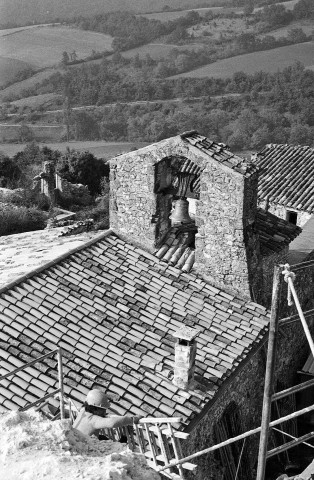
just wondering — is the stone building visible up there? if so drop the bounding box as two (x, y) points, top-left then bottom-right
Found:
(33, 161), (92, 207)
(253, 144), (314, 228)
(0, 132), (312, 480)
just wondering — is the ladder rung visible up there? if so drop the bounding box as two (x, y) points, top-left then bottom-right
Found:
(144, 452), (196, 471)
(147, 425), (189, 439)
(146, 460), (181, 479)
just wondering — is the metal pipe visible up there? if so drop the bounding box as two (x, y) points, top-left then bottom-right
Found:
(57, 347), (65, 420)
(272, 377), (314, 401)
(272, 427), (314, 451)
(158, 403), (314, 473)
(279, 308), (314, 327)
(20, 388), (61, 411)
(0, 348), (59, 382)
(287, 276), (314, 359)
(267, 431), (314, 458)
(256, 265), (282, 480)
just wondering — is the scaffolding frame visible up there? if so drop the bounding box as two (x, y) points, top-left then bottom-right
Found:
(256, 260), (314, 479)
(159, 259), (314, 478)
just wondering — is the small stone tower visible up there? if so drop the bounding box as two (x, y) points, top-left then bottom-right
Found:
(110, 132), (261, 298)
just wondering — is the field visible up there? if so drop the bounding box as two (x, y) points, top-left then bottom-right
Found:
(0, 25), (113, 68)
(138, 7), (225, 22)
(255, 0), (300, 12)
(169, 41), (314, 79)
(10, 93), (62, 108)
(0, 123), (64, 142)
(0, 56), (32, 88)
(0, 0), (229, 26)
(188, 16), (254, 40)
(0, 140), (149, 158)
(0, 68), (59, 102)
(120, 42), (204, 61)
(260, 20), (314, 40)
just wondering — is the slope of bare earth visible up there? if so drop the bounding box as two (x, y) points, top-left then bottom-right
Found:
(0, 409), (160, 480)
(168, 41), (314, 79)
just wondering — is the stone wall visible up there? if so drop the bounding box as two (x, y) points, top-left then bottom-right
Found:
(183, 318), (313, 480)
(257, 248), (288, 307)
(259, 200), (312, 228)
(32, 164), (92, 208)
(59, 178), (92, 207)
(194, 166), (260, 298)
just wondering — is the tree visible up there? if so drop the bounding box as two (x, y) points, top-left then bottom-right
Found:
(287, 28), (307, 43)
(293, 0), (314, 19)
(0, 154), (21, 188)
(56, 150), (109, 196)
(18, 123), (34, 143)
(62, 51), (69, 65)
(74, 111), (100, 140)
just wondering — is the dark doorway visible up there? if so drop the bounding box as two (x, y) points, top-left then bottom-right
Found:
(286, 211), (298, 225)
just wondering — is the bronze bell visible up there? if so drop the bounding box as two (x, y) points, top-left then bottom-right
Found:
(171, 198), (192, 225)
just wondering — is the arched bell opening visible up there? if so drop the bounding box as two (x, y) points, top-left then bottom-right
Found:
(154, 155), (201, 271)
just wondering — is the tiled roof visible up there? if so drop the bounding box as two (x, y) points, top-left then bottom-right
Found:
(154, 225), (196, 272)
(153, 210), (300, 273)
(256, 208), (302, 255)
(254, 144), (314, 213)
(181, 131), (257, 177)
(0, 227), (104, 289)
(0, 231), (269, 426)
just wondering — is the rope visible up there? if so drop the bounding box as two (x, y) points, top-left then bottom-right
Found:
(235, 437), (246, 480)
(282, 264), (296, 306)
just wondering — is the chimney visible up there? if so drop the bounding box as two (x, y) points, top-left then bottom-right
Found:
(173, 326), (199, 390)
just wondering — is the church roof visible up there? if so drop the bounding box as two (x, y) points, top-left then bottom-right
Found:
(255, 144), (314, 213)
(0, 229), (269, 428)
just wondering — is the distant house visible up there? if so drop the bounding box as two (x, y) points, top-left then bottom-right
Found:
(0, 132), (312, 480)
(254, 144), (314, 228)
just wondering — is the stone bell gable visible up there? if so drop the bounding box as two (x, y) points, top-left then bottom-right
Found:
(110, 131), (260, 298)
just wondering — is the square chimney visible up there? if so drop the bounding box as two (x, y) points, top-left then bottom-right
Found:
(173, 326), (200, 390)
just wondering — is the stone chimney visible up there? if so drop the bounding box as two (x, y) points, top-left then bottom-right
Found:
(173, 326), (199, 390)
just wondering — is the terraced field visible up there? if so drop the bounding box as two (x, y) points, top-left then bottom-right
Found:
(138, 7), (225, 22)
(169, 41), (314, 79)
(120, 42), (204, 60)
(0, 56), (32, 87)
(0, 141), (149, 158)
(0, 25), (113, 68)
(260, 19), (314, 39)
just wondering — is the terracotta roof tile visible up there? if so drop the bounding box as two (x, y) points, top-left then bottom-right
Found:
(0, 231), (270, 425)
(255, 144), (314, 213)
(256, 208), (301, 255)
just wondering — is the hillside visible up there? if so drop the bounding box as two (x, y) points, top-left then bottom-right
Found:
(169, 41), (314, 79)
(0, 0), (227, 26)
(0, 25), (113, 69)
(0, 409), (160, 480)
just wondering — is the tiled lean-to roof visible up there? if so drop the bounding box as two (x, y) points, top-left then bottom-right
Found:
(0, 229), (270, 426)
(255, 144), (314, 213)
(153, 210), (300, 272)
(256, 209), (301, 255)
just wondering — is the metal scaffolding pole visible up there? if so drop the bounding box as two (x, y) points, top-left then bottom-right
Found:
(256, 265), (282, 480)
